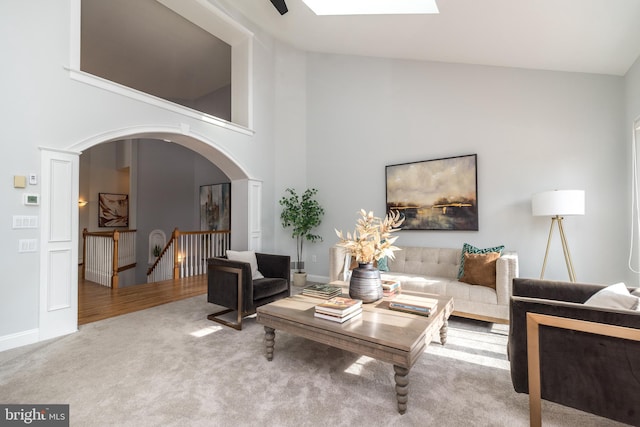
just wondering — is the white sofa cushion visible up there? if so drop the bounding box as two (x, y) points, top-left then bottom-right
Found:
(226, 250), (264, 280)
(584, 282), (639, 311)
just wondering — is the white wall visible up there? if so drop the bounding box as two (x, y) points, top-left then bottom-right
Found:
(272, 43), (308, 259)
(0, 0), (280, 345)
(304, 53), (629, 285)
(625, 56), (640, 284)
(2, 0), (639, 351)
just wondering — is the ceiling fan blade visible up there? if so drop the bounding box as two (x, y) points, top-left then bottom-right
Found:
(270, 0), (288, 15)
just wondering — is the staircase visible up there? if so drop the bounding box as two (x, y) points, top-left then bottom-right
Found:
(147, 228), (230, 283)
(81, 228), (230, 288)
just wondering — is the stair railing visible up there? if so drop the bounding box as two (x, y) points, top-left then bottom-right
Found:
(82, 228), (137, 288)
(147, 228), (230, 283)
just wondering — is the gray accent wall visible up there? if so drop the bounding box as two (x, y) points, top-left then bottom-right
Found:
(135, 139), (228, 284)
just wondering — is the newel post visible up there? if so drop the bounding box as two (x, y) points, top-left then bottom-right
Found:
(82, 228), (88, 280)
(173, 228), (180, 279)
(112, 230), (119, 289)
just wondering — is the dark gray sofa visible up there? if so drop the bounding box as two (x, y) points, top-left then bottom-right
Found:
(509, 278), (640, 426)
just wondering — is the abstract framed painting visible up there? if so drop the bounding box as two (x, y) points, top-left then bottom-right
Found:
(200, 183), (231, 231)
(98, 193), (129, 227)
(386, 154), (478, 231)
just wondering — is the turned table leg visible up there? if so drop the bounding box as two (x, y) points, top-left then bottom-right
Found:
(394, 365), (410, 414)
(264, 326), (275, 361)
(440, 319), (448, 345)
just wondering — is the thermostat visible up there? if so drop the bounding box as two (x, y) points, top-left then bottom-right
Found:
(23, 193), (40, 206)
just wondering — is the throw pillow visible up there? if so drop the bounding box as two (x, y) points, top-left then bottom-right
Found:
(459, 252), (500, 289)
(377, 256), (389, 272)
(226, 250), (264, 280)
(584, 282), (639, 311)
(457, 243), (505, 279)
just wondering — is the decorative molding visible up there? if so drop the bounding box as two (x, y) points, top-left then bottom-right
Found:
(0, 329), (39, 353)
(68, 0), (255, 132)
(67, 69), (254, 136)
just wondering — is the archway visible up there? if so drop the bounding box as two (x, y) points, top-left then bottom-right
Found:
(39, 125), (262, 340)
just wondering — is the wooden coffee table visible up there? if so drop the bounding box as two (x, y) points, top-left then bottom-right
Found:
(256, 286), (453, 414)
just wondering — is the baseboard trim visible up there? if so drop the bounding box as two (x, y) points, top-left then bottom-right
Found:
(0, 328), (39, 352)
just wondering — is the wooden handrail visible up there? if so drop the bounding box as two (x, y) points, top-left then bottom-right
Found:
(146, 229), (179, 276)
(83, 227), (230, 286)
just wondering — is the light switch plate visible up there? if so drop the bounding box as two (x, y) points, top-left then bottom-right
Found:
(13, 215), (38, 229)
(18, 239), (37, 253)
(28, 173), (37, 185)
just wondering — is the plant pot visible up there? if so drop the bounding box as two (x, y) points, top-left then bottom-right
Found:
(292, 272), (307, 287)
(349, 262), (383, 303)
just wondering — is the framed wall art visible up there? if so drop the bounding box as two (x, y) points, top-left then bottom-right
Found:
(98, 193), (129, 227)
(386, 154), (478, 231)
(200, 183), (231, 231)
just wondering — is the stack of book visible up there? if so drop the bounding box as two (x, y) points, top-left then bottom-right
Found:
(388, 294), (438, 317)
(382, 279), (401, 297)
(314, 297), (363, 323)
(302, 284), (342, 299)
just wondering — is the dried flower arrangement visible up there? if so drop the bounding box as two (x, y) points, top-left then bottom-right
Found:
(335, 209), (404, 264)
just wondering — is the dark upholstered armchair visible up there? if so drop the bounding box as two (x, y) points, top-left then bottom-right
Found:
(509, 278), (640, 426)
(207, 253), (290, 330)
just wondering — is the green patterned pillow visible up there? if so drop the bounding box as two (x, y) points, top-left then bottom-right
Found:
(377, 256), (389, 272)
(457, 243), (505, 279)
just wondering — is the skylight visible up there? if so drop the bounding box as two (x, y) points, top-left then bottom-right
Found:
(301, 0), (439, 16)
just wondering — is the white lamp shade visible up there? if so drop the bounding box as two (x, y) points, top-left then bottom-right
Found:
(532, 190), (585, 216)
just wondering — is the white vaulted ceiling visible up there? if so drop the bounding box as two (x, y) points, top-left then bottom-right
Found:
(80, 0), (640, 106)
(220, 0), (640, 76)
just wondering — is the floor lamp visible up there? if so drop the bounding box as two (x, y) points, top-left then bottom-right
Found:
(532, 190), (585, 282)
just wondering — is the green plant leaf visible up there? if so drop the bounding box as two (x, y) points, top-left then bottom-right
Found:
(279, 188), (324, 271)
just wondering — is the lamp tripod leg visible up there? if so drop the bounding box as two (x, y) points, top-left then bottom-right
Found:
(540, 218), (556, 280)
(557, 217), (577, 282)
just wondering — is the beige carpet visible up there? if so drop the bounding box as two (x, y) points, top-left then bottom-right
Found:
(0, 295), (626, 427)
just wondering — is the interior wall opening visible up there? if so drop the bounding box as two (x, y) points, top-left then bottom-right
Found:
(79, 138), (231, 287)
(81, 0), (232, 121)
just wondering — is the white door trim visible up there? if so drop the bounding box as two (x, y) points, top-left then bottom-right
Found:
(39, 148), (79, 341)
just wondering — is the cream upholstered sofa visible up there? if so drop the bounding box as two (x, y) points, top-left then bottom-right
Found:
(329, 245), (519, 324)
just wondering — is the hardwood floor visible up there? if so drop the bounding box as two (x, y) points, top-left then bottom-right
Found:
(78, 274), (207, 325)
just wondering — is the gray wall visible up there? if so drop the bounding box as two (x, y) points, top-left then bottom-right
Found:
(135, 139), (228, 283)
(302, 54), (630, 285)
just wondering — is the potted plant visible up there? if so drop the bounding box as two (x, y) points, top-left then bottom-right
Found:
(335, 209), (404, 302)
(279, 188), (324, 287)
(153, 244), (162, 258)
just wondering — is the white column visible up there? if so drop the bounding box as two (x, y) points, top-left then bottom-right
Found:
(231, 179), (262, 251)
